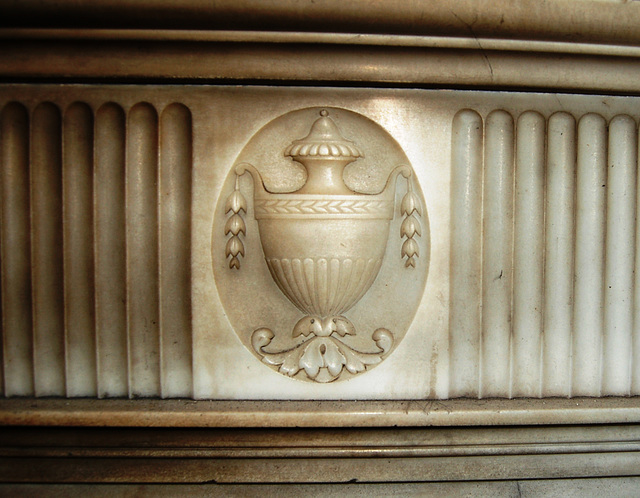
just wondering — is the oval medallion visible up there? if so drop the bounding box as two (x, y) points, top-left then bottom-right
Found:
(213, 107), (429, 383)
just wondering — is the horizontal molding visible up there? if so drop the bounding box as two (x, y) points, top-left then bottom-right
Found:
(1, 0), (640, 48)
(3, 453), (639, 483)
(3, 424), (640, 458)
(0, 398), (639, 428)
(4, 30), (640, 59)
(0, 424), (639, 482)
(2, 42), (640, 94)
(3, 480), (640, 494)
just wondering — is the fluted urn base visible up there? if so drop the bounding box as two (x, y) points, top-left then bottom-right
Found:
(251, 315), (394, 383)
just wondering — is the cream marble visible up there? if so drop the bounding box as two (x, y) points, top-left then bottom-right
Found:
(543, 112), (576, 397)
(512, 111), (545, 397)
(572, 114), (608, 397)
(480, 110), (514, 398)
(213, 107), (427, 386)
(1, 0), (640, 490)
(2, 87), (640, 399)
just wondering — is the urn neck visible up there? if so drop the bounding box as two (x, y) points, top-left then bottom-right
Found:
(296, 157), (355, 195)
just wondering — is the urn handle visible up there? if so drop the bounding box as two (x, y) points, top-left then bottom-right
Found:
(224, 162), (422, 269)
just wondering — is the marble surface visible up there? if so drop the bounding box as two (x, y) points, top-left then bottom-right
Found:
(2, 86), (640, 399)
(3, 479), (640, 497)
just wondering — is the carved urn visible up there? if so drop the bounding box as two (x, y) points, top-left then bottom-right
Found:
(223, 109), (422, 382)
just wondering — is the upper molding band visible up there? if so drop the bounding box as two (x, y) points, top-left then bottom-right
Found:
(1, 0), (640, 48)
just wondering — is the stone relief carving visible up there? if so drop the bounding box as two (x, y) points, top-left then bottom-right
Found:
(215, 107), (429, 383)
(5, 89), (640, 397)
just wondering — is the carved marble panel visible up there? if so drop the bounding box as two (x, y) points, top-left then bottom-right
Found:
(1, 95), (193, 398)
(213, 107), (428, 384)
(2, 85), (640, 399)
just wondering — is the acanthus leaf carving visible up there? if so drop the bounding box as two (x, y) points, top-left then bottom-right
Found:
(252, 322), (394, 383)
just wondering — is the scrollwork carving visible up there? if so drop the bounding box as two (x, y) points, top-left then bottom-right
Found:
(252, 320), (393, 383)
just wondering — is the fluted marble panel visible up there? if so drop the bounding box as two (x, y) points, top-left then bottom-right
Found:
(572, 114), (607, 397)
(449, 110), (483, 398)
(542, 112), (576, 397)
(4, 89), (640, 401)
(450, 109), (640, 398)
(0, 100), (193, 398)
(95, 102), (128, 398)
(31, 103), (65, 396)
(0, 103), (33, 396)
(603, 116), (637, 396)
(480, 110), (514, 398)
(126, 103), (160, 398)
(512, 111), (545, 398)
(63, 102), (96, 397)
(159, 104), (193, 399)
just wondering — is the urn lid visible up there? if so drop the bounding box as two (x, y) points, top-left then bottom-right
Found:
(284, 110), (364, 160)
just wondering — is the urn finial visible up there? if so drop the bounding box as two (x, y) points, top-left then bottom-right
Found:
(284, 110), (364, 194)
